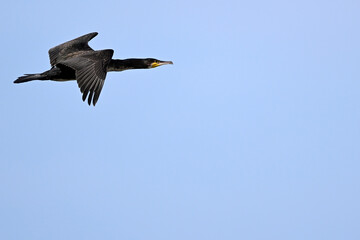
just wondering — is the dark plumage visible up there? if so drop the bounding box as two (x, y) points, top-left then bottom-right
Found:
(14, 32), (173, 106)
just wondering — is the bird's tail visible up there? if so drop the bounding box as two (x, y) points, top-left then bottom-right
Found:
(14, 73), (46, 83)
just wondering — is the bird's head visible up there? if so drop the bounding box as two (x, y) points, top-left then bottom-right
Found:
(144, 58), (174, 68)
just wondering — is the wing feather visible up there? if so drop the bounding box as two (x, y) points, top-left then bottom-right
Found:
(93, 80), (104, 106)
(59, 49), (114, 106)
(48, 32), (98, 66)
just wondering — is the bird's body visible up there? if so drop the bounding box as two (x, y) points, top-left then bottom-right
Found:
(14, 32), (173, 106)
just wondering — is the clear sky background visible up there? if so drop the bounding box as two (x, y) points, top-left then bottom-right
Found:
(1, 0), (359, 239)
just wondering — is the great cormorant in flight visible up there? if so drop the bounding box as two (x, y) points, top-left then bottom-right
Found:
(14, 32), (173, 106)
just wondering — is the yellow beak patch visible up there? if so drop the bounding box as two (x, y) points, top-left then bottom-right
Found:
(151, 62), (160, 68)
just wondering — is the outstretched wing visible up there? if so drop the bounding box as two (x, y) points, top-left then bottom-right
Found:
(48, 32), (98, 67)
(59, 49), (114, 106)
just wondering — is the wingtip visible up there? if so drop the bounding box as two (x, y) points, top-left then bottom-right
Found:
(89, 32), (99, 39)
(93, 99), (98, 106)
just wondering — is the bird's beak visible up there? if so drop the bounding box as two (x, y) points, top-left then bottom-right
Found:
(159, 60), (173, 66)
(152, 60), (173, 68)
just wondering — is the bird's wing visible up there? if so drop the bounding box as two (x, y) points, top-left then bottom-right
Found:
(48, 32), (98, 67)
(58, 49), (114, 106)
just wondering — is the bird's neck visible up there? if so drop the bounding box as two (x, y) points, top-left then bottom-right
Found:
(107, 59), (149, 72)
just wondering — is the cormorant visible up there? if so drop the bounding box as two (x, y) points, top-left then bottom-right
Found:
(14, 32), (173, 106)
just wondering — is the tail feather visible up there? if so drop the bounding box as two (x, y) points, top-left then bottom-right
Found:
(14, 73), (44, 83)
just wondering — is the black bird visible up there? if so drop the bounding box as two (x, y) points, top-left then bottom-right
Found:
(14, 32), (173, 106)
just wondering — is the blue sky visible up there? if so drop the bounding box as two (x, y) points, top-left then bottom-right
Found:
(1, 0), (360, 239)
